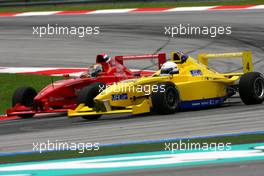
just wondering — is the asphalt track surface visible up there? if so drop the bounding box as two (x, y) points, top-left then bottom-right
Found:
(0, 9), (264, 175)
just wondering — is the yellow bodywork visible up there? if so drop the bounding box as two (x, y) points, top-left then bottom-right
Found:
(68, 51), (252, 118)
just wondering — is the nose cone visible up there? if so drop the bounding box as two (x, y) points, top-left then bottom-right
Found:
(34, 79), (71, 100)
(95, 81), (136, 101)
(94, 84), (120, 101)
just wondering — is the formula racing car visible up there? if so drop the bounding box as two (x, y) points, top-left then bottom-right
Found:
(6, 53), (166, 118)
(68, 51), (264, 120)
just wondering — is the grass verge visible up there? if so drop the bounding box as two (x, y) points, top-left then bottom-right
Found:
(1, 133), (264, 164)
(0, 0), (263, 13)
(0, 73), (61, 114)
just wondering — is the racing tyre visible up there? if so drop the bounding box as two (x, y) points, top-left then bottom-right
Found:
(151, 82), (180, 114)
(239, 72), (264, 105)
(12, 87), (37, 118)
(77, 82), (106, 120)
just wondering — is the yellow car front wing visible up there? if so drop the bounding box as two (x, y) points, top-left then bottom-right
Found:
(68, 99), (151, 118)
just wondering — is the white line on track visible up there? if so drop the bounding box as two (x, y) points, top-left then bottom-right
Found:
(15, 11), (61, 17)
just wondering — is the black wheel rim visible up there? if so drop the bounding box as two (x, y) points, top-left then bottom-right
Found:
(166, 87), (177, 107)
(25, 95), (34, 106)
(254, 77), (264, 98)
(23, 92), (36, 106)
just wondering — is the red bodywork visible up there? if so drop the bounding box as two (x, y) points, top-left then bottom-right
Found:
(6, 53), (166, 117)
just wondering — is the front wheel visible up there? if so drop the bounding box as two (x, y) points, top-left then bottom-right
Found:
(77, 82), (106, 120)
(12, 87), (37, 118)
(239, 72), (264, 105)
(151, 82), (180, 114)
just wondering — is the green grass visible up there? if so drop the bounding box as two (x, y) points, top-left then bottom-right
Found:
(0, 0), (263, 13)
(0, 73), (61, 114)
(1, 133), (264, 164)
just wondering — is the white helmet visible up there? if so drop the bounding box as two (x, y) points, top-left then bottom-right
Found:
(88, 64), (103, 77)
(160, 61), (179, 75)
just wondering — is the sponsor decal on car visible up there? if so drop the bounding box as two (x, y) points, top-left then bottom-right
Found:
(190, 69), (202, 76)
(112, 94), (128, 101)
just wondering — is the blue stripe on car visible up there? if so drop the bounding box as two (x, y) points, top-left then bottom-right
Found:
(180, 97), (226, 109)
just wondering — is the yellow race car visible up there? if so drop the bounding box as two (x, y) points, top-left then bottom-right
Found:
(68, 51), (264, 120)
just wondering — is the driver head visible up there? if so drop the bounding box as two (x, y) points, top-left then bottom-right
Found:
(160, 61), (179, 75)
(89, 64), (103, 77)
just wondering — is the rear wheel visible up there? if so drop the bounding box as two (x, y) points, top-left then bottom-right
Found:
(151, 82), (180, 114)
(239, 72), (264, 105)
(12, 87), (37, 118)
(77, 82), (106, 120)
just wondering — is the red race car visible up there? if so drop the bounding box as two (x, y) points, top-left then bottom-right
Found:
(6, 53), (166, 118)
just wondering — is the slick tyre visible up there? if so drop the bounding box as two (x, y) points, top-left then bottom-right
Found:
(239, 72), (264, 105)
(151, 82), (180, 114)
(77, 82), (106, 120)
(12, 87), (37, 118)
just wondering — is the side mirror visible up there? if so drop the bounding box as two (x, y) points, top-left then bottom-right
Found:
(63, 74), (70, 79)
(133, 72), (141, 77)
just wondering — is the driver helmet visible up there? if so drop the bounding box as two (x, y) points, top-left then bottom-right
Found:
(96, 53), (112, 63)
(160, 61), (179, 75)
(88, 64), (103, 77)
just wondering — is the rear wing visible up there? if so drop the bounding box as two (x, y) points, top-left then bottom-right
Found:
(197, 51), (253, 73)
(115, 53), (166, 69)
